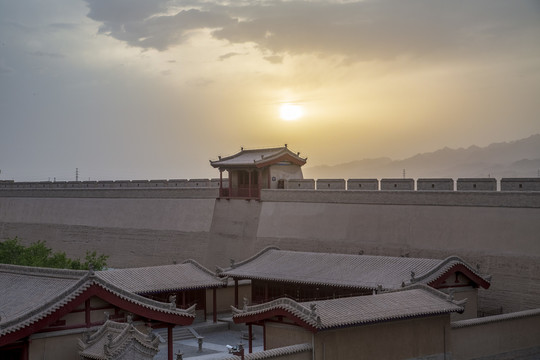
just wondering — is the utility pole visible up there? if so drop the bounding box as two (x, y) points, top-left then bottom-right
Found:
(402, 169), (406, 179)
(76, 168), (79, 182)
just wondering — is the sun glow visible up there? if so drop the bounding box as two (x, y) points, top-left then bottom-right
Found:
(279, 103), (304, 121)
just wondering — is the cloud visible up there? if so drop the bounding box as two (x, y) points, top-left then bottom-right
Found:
(49, 23), (79, 30)
(84, 0), (540, 63)
(218, 52), (241, 61)
(32, 50), (65, 58)
(263, 55), (282, 64)
(0, 60), (14, 74)
(86, 0), (236, 51)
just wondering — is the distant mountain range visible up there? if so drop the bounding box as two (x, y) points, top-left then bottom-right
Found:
(303, 134), (540, 179)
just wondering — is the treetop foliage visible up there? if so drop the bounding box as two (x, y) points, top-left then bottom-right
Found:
(0, 237), (108, 270)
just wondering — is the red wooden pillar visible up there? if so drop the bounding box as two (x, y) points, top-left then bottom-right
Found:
(248, 323), (253, 353)
(263, 323), (266, 350)
(203, 289), (207, 322)
(167, 325), (173, 360)
(85, 299), (91, 327)
(264, 282), (269, 302)
(219, 170), (223, 197)
(248, 171), (252, 198)
(234, 279), (239, 308)
(213, 288), (217, 323)
(228, 171), (232, 197)
(22, 338), (29, 360)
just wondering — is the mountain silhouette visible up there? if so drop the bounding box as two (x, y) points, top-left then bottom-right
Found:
(303, 134), (540, 179)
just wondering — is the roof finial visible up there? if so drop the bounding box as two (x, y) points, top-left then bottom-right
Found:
(284, 143), (288, 148)
(241, 147), (244, 151)
(310, 303), (317, 318)
(88, 264), (95, 277)
(169, 294), (177, 309)
(218, 156), (222, 160)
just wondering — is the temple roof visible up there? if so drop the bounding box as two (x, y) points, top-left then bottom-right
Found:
(232, 285), (464, 332)
(220, 247), (491, 290)
(96, 260), (225, 294)
(79, 318), (162, 360)
(0, 264), (195, 346)
(210, 146), (307, 169)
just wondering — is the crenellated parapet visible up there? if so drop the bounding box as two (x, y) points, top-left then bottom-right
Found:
(0, 178), (228, 189)
(1, 177), (539, 192)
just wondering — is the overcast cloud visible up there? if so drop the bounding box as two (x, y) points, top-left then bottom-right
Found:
(1, 0), (539, 181)
(85, 0), (540, 62)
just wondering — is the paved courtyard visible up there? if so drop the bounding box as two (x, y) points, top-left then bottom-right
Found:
(154, 321), (264, 360)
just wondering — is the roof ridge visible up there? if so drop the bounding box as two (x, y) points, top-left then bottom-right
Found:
(232, 297), (318, 328)
(210, 146), (287, 163)
(0, 263), (86, 279)
(182, 259), (225, 282)
(393, 283), (467, 307)
(92, 276), (197, 317)
(218, 246), (280, 274)
(411, 255), (490, 287)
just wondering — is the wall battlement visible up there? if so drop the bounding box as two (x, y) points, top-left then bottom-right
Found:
(2, 177), (539, 192)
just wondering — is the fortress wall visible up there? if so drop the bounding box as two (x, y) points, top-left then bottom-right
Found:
(204, 199), (263, 267)
(0, 188), (218, 232)
(256, 190), (540, 313)
(0, 223), (212, 268)
(259, 189), (540, 207)
(0, 188), (219, 268)
(256, 194), (540, 256)
(1, 188), (539, 313)
(0, 197), (216, 232)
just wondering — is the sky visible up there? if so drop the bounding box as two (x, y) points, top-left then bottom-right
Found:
(1, 0), (539, 181)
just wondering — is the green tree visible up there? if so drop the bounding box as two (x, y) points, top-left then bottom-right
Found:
(0, 237), (108, 270)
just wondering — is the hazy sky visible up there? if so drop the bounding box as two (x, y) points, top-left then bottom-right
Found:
(1, 0), (539, 181)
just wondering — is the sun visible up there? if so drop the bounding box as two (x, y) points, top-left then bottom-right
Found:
(279, 103), (304, 121)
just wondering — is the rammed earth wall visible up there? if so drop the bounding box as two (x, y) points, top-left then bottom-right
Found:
(0, 188), (539, 313)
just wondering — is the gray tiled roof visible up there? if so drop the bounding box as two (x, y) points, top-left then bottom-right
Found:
(210, 147), (306, 168)
(96, 260), (225, 294)
(222, 343), (313, 359)
(0, 264), (195, 338)
(79, 319), (162, 360)
(232, 285), (464, 331)
(220, 247), (490, 290)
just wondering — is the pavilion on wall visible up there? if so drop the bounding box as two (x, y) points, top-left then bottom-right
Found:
(210, 145), (307, 199)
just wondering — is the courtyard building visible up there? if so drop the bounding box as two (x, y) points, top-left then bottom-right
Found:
(231, 285), (464, 359)
(220, 247), (491, 320)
